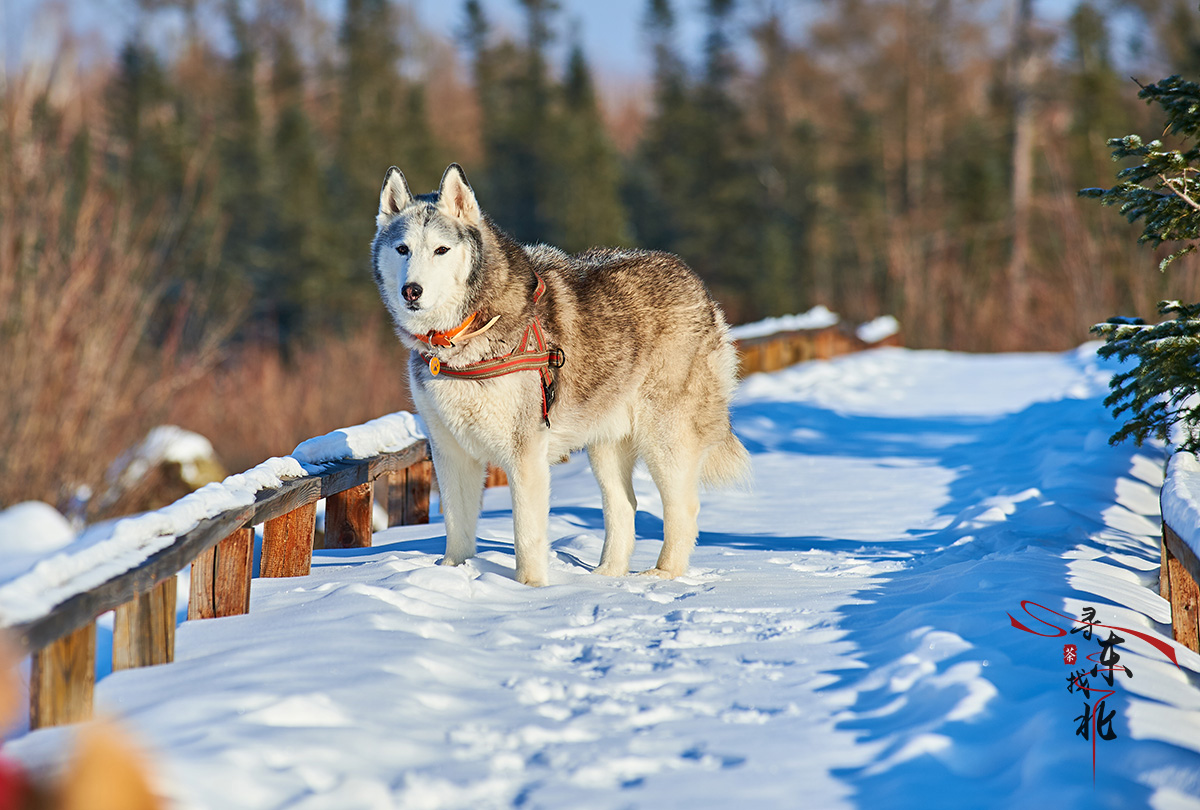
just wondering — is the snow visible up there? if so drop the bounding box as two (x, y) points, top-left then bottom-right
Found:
(0, 413), (427, 631)
(108, 425), (219, 494)
(8, 344), (1200, 809)
(0, 502), (76, 583)
(1161, 451), (1200, 560)
(292, 412), (426, 471)
(726, 305), (840, 340)
(856, 315), (900, 344)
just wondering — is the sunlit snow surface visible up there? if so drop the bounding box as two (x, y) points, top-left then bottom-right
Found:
(11, 345), (1200, 810)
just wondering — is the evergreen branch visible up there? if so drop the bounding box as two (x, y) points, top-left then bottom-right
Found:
(1159, 174), (1200, 213)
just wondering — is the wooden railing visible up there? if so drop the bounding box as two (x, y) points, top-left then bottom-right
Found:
(734, 321), (902, 376)
(5, 314), (902, 731)
(1161, 522), (1200, 653)
(1160, 451), (1200, 654)
(6, 440), (433, 730)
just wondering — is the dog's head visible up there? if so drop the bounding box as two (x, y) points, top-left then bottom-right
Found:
(372, 164), (484, 342)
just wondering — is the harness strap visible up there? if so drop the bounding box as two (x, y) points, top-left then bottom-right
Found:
(423, 273), (564, 426)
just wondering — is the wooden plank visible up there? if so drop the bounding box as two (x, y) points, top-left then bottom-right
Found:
(261, 502), (317, 578)
(10, 502), (255, 656)
(404, 460), (432, 525)
(113, 577), (176, 671)
(189, 544), (218, 621)
(30, 622), (95, 729)
(189, 528), (253, 620)
(387, 460), (433, 527)
(255, 477), (322, 528)
(5, 440), (431, 656)
(387, 471), (406, 528)
(214, 527), (254, 616)
(326, 482), (374, 549)
(1164, 522), (1200, 653)
(1167, 551), (1200, 653)
(1164, 522), (1200, 586)
(763, 339), (783, 372)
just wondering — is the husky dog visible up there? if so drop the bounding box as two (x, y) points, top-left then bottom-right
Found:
(372, 164), (750, 586)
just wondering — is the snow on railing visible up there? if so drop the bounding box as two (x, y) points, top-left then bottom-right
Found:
(2, 417), (433, 730)
(732, 307), (901, 375)
(4, 309), (900, 732)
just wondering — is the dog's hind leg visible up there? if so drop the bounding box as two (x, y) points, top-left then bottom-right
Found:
(508, 430), (551, 586)
(588, 437), (638, 576)
(642, 439), (702, 579)
(425, 418), (486, 567)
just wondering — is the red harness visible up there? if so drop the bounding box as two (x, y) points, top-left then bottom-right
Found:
(421, 274), (565, 426)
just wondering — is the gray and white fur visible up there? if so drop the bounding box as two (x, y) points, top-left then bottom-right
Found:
(372, 163), (750, 586)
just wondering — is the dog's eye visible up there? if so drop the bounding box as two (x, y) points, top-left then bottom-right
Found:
(434, 246), (450, 256)
(396, 244), (410, 256)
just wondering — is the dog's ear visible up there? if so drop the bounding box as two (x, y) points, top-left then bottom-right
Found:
(377, 166), (414, 227)
(437, 163), (481, 224)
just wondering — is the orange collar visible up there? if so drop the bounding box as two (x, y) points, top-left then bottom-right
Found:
(411, 311), (480, 348)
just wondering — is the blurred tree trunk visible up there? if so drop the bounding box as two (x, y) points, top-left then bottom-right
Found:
(1007, 0), (1037, 332)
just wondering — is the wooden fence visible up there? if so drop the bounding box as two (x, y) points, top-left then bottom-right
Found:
(1161, 521), (1200, 653)
(734, 323), (901, 377)
(6, 317), (902, 730)
(10, 443), (433, 730)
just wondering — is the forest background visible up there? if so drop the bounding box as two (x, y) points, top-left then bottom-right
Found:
(3, 0), (1200, 516)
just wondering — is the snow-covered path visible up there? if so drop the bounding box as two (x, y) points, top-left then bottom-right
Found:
(12, 346), (1200, 809)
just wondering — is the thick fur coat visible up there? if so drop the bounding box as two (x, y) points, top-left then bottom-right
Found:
(372, 164), (749, 585)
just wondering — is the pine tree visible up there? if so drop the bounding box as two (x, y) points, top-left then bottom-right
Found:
(463, 0), (561, 242)
(544, 40), (629, 251)
(265, 15), (331, 339)
(625, 0), (695, 254)
(1085, 75), (1200, 451)
(684, 0), (765, 319)
(332, 0), (436, 328)
(1067, 1), (1126, 175)
(219, 0), (266, 314)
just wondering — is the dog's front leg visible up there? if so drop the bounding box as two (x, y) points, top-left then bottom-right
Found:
(425, 417), (486, 566)
(508, 430), (551, 586)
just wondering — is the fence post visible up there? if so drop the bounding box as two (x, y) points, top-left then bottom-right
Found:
(1163, 523), (1200, 653)
(261, 502), (317, 577)
(189, 527), (254, 620)
(113, 577), (176, 671)
(30, 622), (95, 729)
(326, 482), (374, 549)
(388, 460), (432, 527)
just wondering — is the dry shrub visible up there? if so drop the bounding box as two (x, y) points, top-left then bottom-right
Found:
(0, 79), (227, 514)
(166, 323), (414, 475)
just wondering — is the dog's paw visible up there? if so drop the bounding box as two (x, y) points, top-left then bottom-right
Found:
(592, 563), (629, 577)
(439, 556), (466, 567)
(516, 571), (548, 587)
(639, 567), (682, 580)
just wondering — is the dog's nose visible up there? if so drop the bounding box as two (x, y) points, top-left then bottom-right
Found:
(401, 283), (423, 303)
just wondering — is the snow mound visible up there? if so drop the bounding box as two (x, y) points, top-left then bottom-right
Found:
(293, 411), (426, 470)
(0, 411), (428, 629)
(109, 425), (219, 493)
(1162, 451), (1200, 560)
(727, 306), (840, 340)
(0, 501), (75, 558)
(856, 315), (900, 344)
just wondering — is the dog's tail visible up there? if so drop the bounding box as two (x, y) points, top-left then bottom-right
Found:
(701, 428), (752, 490)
